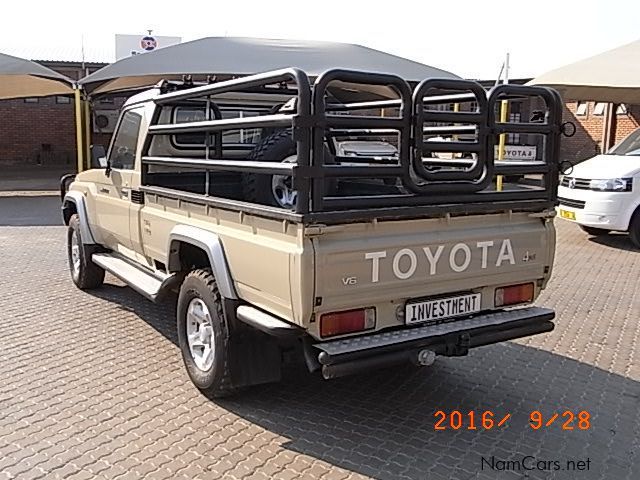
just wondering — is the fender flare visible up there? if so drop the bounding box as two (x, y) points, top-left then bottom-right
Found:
(62, 191), (97, 244)
(167, 225), (238, 300)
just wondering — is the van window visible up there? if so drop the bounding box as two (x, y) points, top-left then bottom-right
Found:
(608, 128), (640, 156)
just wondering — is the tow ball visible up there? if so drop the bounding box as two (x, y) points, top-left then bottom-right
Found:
(414, 349), (437, 366)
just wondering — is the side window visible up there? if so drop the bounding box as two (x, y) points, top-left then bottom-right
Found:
(109, 109), (142, 170)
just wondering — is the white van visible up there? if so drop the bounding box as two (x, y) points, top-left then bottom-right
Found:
(557, 127), (640, 247)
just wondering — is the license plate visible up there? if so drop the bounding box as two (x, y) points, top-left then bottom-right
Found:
(559, 209), (576, 220)
(405, 293), (481, 325)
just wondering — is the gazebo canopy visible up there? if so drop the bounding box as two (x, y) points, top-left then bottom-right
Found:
(530, 39), (640, 103)
(79, 36), (459, 96)
(0, 52), (74, 100)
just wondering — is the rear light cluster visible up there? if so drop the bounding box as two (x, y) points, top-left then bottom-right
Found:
(495, 282), (534, 307)
(320, 308), (375, 338)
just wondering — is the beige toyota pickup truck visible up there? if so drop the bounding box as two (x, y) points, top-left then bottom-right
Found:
(61, 68), (563, 397)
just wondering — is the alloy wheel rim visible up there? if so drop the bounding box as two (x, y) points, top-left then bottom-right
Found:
(71, 231), (81, 276)
(271, 155), (297, 208)
(186, 298), (215, 371)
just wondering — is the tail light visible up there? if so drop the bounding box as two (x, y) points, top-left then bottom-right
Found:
(495, 283), (534, 307)
(320, 308), (375, 338)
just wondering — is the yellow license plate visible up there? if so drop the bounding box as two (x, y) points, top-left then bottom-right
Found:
(559, 209), (576, 220)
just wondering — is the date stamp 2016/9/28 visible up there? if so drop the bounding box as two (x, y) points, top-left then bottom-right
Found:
(434, 410), (591, 431)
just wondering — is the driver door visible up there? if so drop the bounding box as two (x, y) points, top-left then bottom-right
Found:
(93, 107), (143, 251)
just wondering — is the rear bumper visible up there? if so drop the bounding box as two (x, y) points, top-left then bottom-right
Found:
(312, 306), (554, 379)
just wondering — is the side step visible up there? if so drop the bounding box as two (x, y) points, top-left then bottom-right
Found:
(92, 252), (176, 302)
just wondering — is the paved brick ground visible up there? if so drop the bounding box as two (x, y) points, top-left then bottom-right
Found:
(1, 196), (639, 480)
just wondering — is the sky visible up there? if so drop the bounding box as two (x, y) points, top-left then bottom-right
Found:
(1, 0), (638, 80)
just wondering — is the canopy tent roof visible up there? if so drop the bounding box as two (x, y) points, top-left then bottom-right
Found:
(79, 36), (459, 96)
(530, 39), (640, 103)
(0, 52), (74, 100)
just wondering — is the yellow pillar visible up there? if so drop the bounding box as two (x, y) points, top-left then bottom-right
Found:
(74, 87), (84, 173)
(83, 98), (91, 168)
(496, 99), (508, 191)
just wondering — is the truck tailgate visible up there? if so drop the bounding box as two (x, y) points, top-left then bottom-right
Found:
(311, 212), (554, 312)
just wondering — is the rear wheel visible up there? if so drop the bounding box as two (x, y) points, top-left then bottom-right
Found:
(580, 225), (610, 236)
(629, 210), (640, 248)
(177, 269), (236, 398)
(67, 214), (105, 289)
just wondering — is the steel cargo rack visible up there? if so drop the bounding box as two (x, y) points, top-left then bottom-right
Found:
(139, 67), (564, 224)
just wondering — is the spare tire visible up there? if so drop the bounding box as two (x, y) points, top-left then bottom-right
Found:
(244, 130), (334, 208)
(244, 130), (298, 208)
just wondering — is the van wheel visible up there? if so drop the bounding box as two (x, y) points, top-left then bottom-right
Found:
(67, 214), (105, 289)
(629, 210), (640, 248)
(177, 269), (236, 398)
(580, 225), (610, 236)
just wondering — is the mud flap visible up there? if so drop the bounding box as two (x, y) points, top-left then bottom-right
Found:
(228, 329), (282, 388)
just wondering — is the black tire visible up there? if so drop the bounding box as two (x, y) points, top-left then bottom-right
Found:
(177, 269), (236, 398)
(244, 130), (334, 207)
(629, 209), (640, 248)
(67, 214), (105, 289)
(580, 225), (611, 236)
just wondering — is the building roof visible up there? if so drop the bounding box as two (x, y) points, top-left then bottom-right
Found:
(2, 45), (112, 65)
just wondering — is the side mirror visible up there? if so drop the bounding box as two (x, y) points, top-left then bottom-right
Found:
(90, 144), (107, 169)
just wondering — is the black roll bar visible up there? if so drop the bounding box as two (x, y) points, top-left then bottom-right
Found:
(139, 67), (563, 224)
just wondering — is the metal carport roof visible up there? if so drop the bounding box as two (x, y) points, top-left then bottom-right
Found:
(0, 52), (74, 99)
(529, 39), (640, 103)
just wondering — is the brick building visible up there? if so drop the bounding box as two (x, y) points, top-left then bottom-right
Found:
(562, 100), (640, 163)
(0, 60), (121, 170)
(2, 65), (639, 173)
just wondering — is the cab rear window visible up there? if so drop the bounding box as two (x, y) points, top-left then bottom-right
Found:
(172, 106), (267, 148)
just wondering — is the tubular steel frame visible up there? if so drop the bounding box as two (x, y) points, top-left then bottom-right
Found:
(139, 68), (563, 224)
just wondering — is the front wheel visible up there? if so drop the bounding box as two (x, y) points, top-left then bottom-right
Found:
(67, 214), (105, 289)
(177, 269), (236, 398)
(629, 210), (640, 248)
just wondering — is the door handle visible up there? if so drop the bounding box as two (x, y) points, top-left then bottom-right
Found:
(99, 187), (110, 194)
